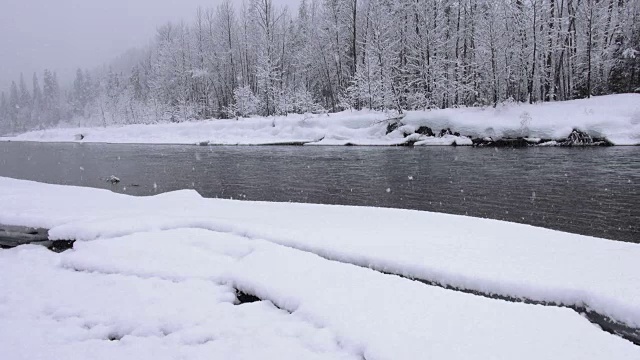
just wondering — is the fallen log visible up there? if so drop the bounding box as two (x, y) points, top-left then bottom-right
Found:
(0, 225), (73, 252)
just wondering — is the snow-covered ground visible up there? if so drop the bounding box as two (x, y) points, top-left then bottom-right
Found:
(1, 242), (359, 360)
(2, 94), (639, 145)
(1, 177), (639, 359)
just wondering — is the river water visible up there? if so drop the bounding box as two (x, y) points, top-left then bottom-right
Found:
(0, 142), (638, 242)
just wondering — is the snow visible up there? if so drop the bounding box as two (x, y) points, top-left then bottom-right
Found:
(2, 228), (639, 359)
(2, 94), (639, 145)
(1, 177), (640, 358)
(403, 94), (640, 145)
(0, 244), (358, 360)
(2, 178), (640, 325)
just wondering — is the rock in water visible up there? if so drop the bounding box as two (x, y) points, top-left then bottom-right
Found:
(564, 129), (593, 145)
(107, 175), (120, 184)
(492, 138), (531, 148)
(560, 129), (612, 146)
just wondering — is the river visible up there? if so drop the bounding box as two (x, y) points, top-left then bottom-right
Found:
(1, 142), (638, 242)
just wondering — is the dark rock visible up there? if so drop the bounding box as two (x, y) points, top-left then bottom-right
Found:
(471, 137), (530, 148)
(560, 129), (613, 146)
(398, 139), (417, 146)
(235, 289), (261, 304)
(471, 138), (488, 146)
(48, 240), (75, 253)
(401, 129), (414, 138)
(438, 128), (453, 137)
(107, 333), (123, 341)
(74, 134), (85, 141)
(453, 131), (461, 137)
(386, 121), (403, 135)
(492, 138), (531, 148)
(472, 130), (614, 147)
(416, 126), (435, 137)
(262, 141), (311, 146)
(565, 129), (593, 145)
(107, 175), (120, 184)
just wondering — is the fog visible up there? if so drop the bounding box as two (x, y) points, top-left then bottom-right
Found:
(0, 0), (299, 90)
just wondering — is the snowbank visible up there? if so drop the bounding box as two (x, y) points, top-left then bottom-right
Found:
(1, 176), (639, 333)
(2, 94), (639, 145)
(403, 94), (640, 145)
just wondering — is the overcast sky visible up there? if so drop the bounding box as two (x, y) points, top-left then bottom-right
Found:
(0, 0), (299, 90)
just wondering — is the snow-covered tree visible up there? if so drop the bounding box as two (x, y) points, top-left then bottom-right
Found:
(42, 70), (62, 126)
(229, 85), (260, 117)
(0, 92), (8, 132)
(8, 81), (19, 131)
(31, 73), (43, 128)
(2, 0), (639, 130)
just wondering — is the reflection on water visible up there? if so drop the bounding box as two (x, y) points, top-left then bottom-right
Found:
(1, 142), (638, 242)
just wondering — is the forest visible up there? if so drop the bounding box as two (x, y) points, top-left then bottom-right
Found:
(1, 0), (639, 133)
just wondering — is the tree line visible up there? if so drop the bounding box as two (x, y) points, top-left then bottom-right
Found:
(1, 0), (639, 133)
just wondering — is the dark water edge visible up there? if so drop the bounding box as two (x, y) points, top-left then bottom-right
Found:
(0, 142), (638, 243)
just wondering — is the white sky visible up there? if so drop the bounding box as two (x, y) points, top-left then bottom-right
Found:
(0, 0), (300, 90)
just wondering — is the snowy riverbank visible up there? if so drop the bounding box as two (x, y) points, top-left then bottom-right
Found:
(2, 94), (639, 146)
(1, 177), (639, 359)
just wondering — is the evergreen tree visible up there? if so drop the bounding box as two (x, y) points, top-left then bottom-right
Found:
(72, 68), (87, 116)
(8, 81), (19, 131)
(31, 73), (43, 128)
(17, 73), (31, 130)
(0, 92), (8, 133)
(43, 69), (61, 126)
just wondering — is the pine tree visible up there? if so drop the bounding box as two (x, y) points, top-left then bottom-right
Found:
(0, 92), (8, 133)
(43, 69), (61, 126)
(16, 73), (31, 130)
(31, 73), (43, 129)
(8, 81), (19, 131)
(72, 68), (86, 116)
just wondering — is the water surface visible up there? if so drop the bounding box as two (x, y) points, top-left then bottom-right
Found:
(1, 142), (638, 242)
